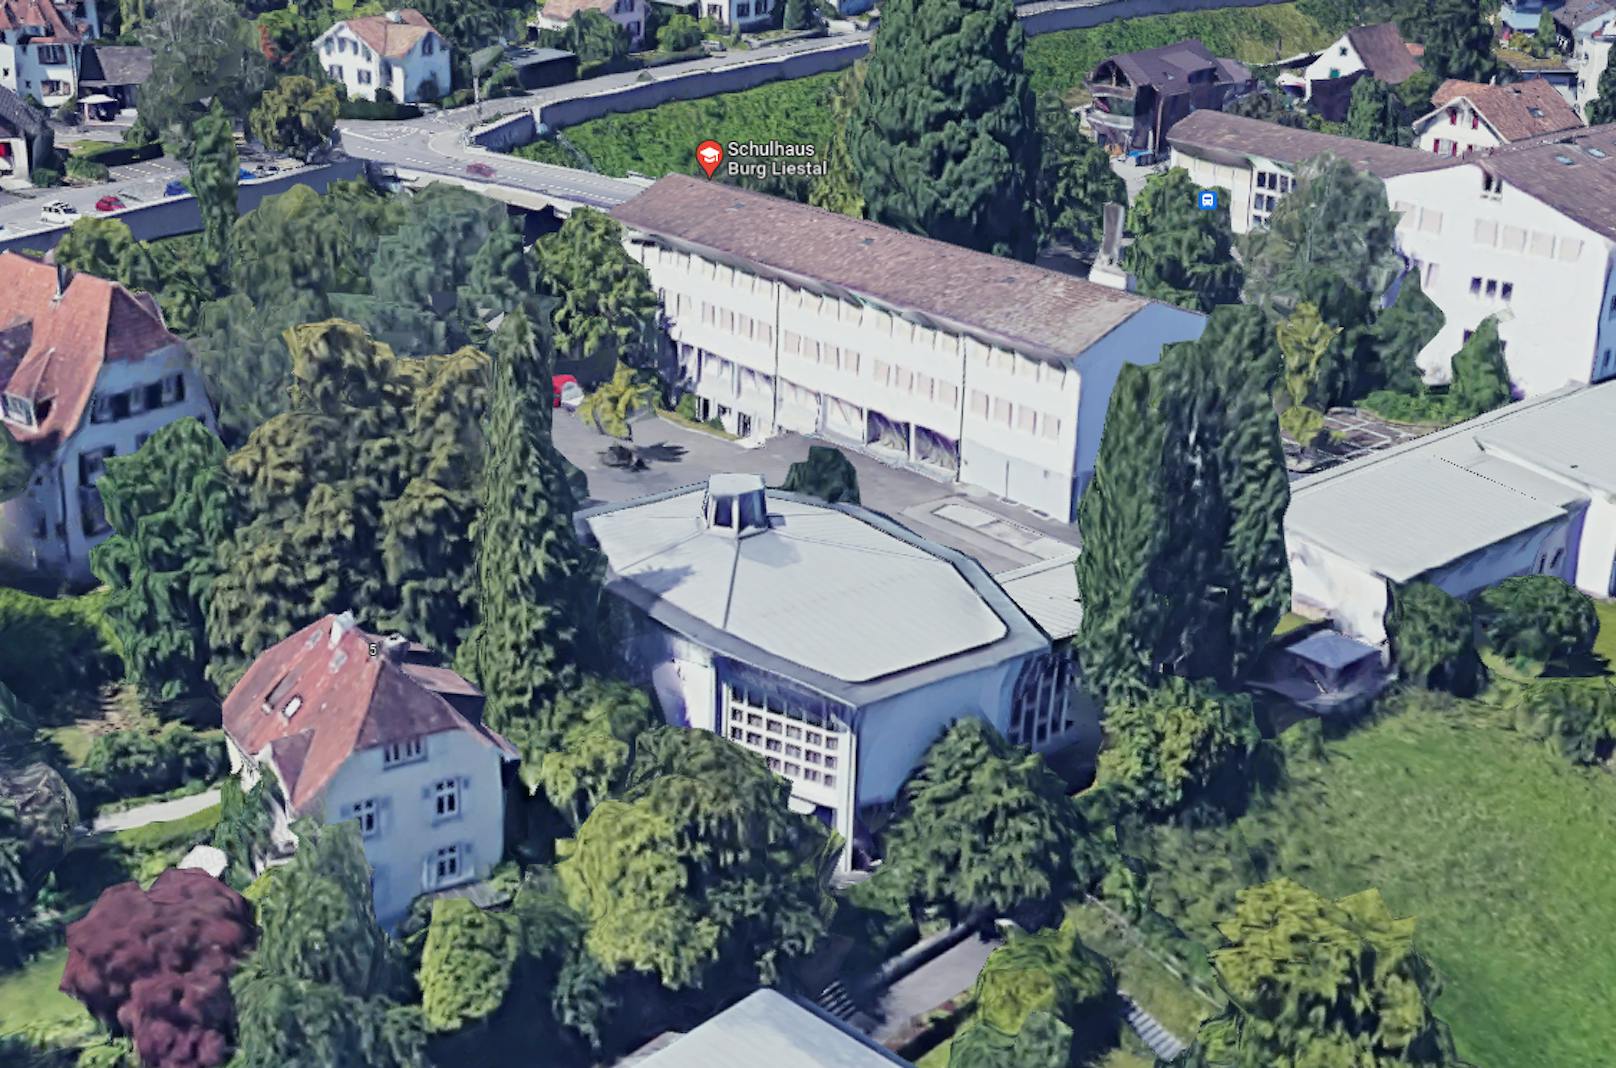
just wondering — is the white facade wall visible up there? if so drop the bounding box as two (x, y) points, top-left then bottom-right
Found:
(537, 0), (647, 47)
(636, 241), (1202, 521)
(1169, 149), (1282, 234)
(318, 731), (508, 926)
(317, 24), (450, 102)
(1415, 99), (1505, 157)
(0, 35), (79, 106)
(694, 0), (776, 29)
(0, 343), (214, 585)
(1384, 165), (1616, 394)
(1580, 31), (1613, 118)
(1302, 34), (1366, 97)
(1572, 495), (1616, 597)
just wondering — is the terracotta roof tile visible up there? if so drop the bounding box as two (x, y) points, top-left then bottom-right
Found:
(0, 0), (80, 41)
(1429, 79), (1584, 142)
(222, 614), (515, 813)
(1344, 22), (1422, 85)
(541, 0), (618, 20)
(340, 8), (439, 60)
(611, 175), (1160, 362)
(0, 253), (178, 448)
(1168, 110), (1453, 179)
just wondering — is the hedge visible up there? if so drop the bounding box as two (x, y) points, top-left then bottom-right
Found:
(0, 587), (120, 708)
(338, 99), (423, 120)
(70, 140), (162, 166)
(64, 156), (110, 183)
(75, 723), (228, 809)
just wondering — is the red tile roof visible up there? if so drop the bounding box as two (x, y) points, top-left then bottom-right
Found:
(341, 8), (439, 60)
(221, 614), (516, 814)
(1429, 78), (1584, 143)
(0, 0), (82, 42)
(1344, 22), (1422, 86)
(0, 252), (179, 448)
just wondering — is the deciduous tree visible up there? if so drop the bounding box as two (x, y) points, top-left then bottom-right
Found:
(560, 9), (629, 68)
(1369, 273), (1444, 395)
(1475, 576), (1599, 670)
(1123, 169), (1242, 312)
(1182, 879), (1463, 1068)
(1346, 76), (1412, 146)
(557, 727), (836, 996)
(1447, 315), (1511, 418)
(533, 208), (660, 375)
(418, 898), (521, 1035)
(1098, 678), (1260, 819)
(91, 418), (236, 704)
(1386, 581), (1481, 696)
(1589, 45), (1616, 124)
(847, 0), (1040, 260)
(534, 677), (655, 827)
(139, 0), (270, 153)
(190, 104), (237, 282)
(783, 0), (814, 30)
(0, 752), (78, 962)
(231, 821), (424, 1068)
(882, 718), (1100, 922)
(248, 75), (339, 161)
(1406, 0), (1503, 84)
(61, 869), (257, 1068)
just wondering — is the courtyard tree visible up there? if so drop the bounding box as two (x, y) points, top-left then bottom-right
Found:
(1386, 581), (1481, 696)
(61, 869), (257, 1068)
(1098, 678), (1260, 819)
(1475, 576), (1600, 672)
(847, 0), (1040, 259)
(1182, 879), (1463, 1067)
(1274, 301), (1344, 447)
(1123, 169), (1243, 312)
(882, 718), (1102, 922)
(1369, 273), (1444, 395)
(1447, 316), (1512, 420)
(533, 208), (661, 375)
(248, 75), (340, 160)
(1346, 76), (1412, 146)
(91, 418), (237, 704)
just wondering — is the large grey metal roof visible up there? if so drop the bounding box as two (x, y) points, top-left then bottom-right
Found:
(996, 554), (1084, 640)
(1286, 382), (1616, 582)
(578, 481), (1049, 707)
(633, 990), (911, 1068)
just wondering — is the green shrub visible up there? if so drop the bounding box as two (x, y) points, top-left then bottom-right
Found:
(1476, 576), (1599, 671)
(0, 588), (120, 708)
(31, 167), (63, 187)
(71, 140), (163, 166)
(64, 156), (110, 183)
(1509, 679), (1616, 764)
(1387, 581), (1481, 696)
(76, 724), (227, 808)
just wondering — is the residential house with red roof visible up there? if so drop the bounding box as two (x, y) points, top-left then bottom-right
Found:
(0, 253), (215, 583)
(1416, 79), (1585, 156)
(534, 0), (647, 48)
(0, 0), (101, 107)
(314, 7), (450, 103)
(1290, 22), (1424, 121)
(222, 612), (519, 925)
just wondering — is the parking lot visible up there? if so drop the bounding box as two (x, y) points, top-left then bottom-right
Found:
(553, 410), (1082, 575)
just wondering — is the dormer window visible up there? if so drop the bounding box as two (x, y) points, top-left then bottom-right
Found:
(281, 696), (303, 719)
(1, 393), (35, 428)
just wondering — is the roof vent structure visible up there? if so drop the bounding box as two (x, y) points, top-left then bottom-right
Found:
(703, 474), (769, 539)
(385, 8), (403, 21)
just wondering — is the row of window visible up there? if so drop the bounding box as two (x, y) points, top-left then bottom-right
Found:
(324, 36), (373, 61)
(968, 389), (1064, 440)
(1468, 275), (1516, 302)
(1253, 170), (1292, 193)
(327, 65), (374, 84)
(345, 777), (461, 839)
(89, 374), (186, 425)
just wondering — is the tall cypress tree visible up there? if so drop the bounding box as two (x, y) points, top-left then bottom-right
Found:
(189, 103), (238, 283)
(471, 309), (603, 763)
(1075, 364), (1166, 704)
(846, 0), (1040, 260)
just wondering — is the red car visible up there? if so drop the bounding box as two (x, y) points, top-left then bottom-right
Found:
(94, 195), (125, 213)
(552, 374), (582, 410)
(465, 162), (496, 179)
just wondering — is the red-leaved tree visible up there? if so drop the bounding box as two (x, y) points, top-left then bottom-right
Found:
(61, 868), (258, 1068)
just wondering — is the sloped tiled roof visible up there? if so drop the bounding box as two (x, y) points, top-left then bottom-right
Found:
(1554, 0), (1616, 31)
(78, 45), (154, 87)
(540, 0), (619, 20)
(0, 253), (178, 448)
(221, 614), (516, 814)
(0, 0), (80, 41)
(1429, 78), (1584, 142)
(611, 175), (1167, 363)
(0, 83), (45, 137)
(1344, 22), (1422, 85)
(340, 8), (440, 60)
(1167, 110), (1453, 178)
(1471, 122), (1616, 243)
(1091, 39), (1253, 93)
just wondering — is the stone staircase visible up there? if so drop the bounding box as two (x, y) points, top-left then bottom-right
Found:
(1122, 992), (1188, 1062)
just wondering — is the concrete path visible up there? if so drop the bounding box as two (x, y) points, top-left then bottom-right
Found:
(91, 788), (221, 835)
(870, 932), (1001, 1042)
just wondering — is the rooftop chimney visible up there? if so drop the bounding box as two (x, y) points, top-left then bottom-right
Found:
(385, 8), (403, 21)
(329, 610), (357, 649)
(381, 634), (410, 662)
(703, 474), (769, 538)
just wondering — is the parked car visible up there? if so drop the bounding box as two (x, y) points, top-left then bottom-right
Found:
(163, 178), (187, 197)
(465, 162), (496, 179)
(94, 195), (125, 213)
(40, 201), (78, 224)
(553, 374), (583, 411)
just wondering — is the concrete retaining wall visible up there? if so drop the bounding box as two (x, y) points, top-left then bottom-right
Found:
(1018, 0), (1280, 36)
(0, 158), (366, 256)
(470, 110), (539, 150)
(537, 41), (870, 129)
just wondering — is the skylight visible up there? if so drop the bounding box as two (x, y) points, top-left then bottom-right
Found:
(1554, 154), (1575, 165)
(1587, 147), (1608, 159)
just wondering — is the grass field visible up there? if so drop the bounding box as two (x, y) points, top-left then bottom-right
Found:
(0, 948), (91, 1040)
(519, 2), (1331, 178)
(1134, 686), (1616, 1068)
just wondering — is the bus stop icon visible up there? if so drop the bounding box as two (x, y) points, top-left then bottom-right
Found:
(1197, 189), (1219, 211)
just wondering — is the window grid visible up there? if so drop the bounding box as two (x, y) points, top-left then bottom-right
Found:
(724, 686), (841, 792)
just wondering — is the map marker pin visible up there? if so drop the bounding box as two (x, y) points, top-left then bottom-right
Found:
(696, 140), (724, 178)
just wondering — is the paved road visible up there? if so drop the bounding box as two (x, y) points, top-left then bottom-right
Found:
(91, 787), (221, 835)
(0, 155), (188, 239)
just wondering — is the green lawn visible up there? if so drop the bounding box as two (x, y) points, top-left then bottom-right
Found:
(0, 949), (92, 1041)
(1064, 903), (1218, 1040)
(521, 2), (1331, 178)
(1593, 598), (1616, 671)
(1134, 692), (1616, 1068)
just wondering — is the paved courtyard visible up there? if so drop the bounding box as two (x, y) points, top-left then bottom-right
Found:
(553, 411), (1083, 575)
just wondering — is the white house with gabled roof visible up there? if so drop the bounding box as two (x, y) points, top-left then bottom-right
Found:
(314, 7), (450, 102)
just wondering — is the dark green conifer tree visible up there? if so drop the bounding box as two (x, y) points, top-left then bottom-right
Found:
(846, 0), (1040, 260)
(1123, 169), (1243, 313)
(189, 103), (237, 283)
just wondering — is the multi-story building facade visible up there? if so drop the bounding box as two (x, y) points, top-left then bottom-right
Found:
(0, 254), (215, 585)
(1169, 111), (1616, 397)
(314, 8), (450, 103)
(0, 0), (100, 107)
(1084, 39), (1254, 158)
(222, 613), (519, 926)
(1415, 79), (1584, 157)
(577, 474), (1086, 870)
(535, 0), (648, 48)
(610, 176), (1204, 523)
(1575, 13), (1614, 117)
